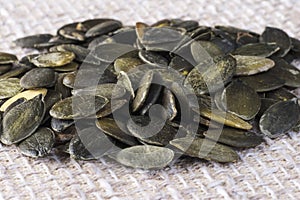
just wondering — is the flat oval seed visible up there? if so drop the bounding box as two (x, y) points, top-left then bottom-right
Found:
(170, 137), (239, 163)
(239, 72), (285, 92)
(112, 145), (174, 169)
(30, 52), (75, 68)
(0, 52), (18, 64)
(259, 99), (300, 138)
(0, 95), (45, 145)
(72, 83), (126, 99)
(232, 43), (279, 57)
(20, 68), (56, 89)
(233, 55), (275, 76)
(18, 127), (55, 158)
(204, 127), (264, 148)
(260, 27), (291, 57)
(0, 64), (12, 75)
(184, 55), (236, 94)
(0, 88), (47, 112)
(49, 95), (108, 120)
(0, 78), (23, 100)
(93, 43), (136, 63)
(132, 70), (153, 112)
(114, 57), (144, 73)
(14, 34), (53, 48)
(221, 80), (261, 120)
(85, 20), (122, 38)
(69, 126), (115, 160)
(192, 106), (253, 130)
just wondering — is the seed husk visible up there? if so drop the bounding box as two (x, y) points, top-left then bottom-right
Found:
(259, 98), (300, 138)
(111, 145), (174, 169)
(0, 95), (45, 145)
(18, 127), (55, 158)
(170, 137), (239, 163)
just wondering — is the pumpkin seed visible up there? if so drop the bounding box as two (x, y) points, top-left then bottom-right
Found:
(18, 127), (55, 158)
(50, 95), (108, 120)
(204, 127), (264, 148)
(0, 78), (23, 100)
(0, 88), (47, 112)
(20, 68), (56, 89)
(170, 137), (239, 163)
(221, 80), (261, 120)
(0, 52), (18, 64)
(30, 52), (75, 68)
(14, 34), (53, 48)
(260, 27), (291, 57)
(0, 95), (45, 145)
(233, 55), (275, 76)
(111, 145), (174, 169)
(259, 98), (300, 138)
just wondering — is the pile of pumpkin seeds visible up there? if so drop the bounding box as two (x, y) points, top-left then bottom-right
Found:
(0, 18), (300, 169)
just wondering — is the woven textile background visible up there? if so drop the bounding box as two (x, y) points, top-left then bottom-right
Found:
(0, 0), (300, 199)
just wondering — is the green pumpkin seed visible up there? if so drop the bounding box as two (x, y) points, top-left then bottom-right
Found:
(204, 127), (264, 148)
(265, 88), (297, 101)
(192, 106), (252, 130)
(127, 116), (177, 146)
(0, 95), (45, 145)
(85, 20), (122, 38)
(0, 64), (12, 75)
(239, 72), (285, 92)
(184, 55), (236, 94)
(132, 70), (153, 112)
(232, 43), (279, 57)
(0, 78), (23, 100)
(0, 88), (47, 112)
(114, 57), (144, 73)
(259, 98), (300, 138)
(96, 118), (139, 146)
(20, 68), (57, 89)
(50, 95), (108, 120)
(170, 137), (239, 163)
(96, 99), (127, 118)
(162, 88), (177, 121)
(14, 34), (53, 48)
(221, 80), (261, 120)
(18, 127), (55, 158)
(30, 52), (75, 68)
(69, 126), (115, 160)
(111, 145), (174, 169)
(260, 27), (291, 57)
(51, 118), (74, 132)
(233, 55), (275, 76)
(0, 52), (18, 64)
(72, 83), (126, 99)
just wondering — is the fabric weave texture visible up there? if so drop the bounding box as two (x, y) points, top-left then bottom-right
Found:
(0, 0), (300, 199)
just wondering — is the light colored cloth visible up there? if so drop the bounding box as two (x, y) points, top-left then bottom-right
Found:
(0, 0), (300, 199)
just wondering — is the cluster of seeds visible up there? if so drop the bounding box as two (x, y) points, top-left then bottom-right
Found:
(0, 18), (300, 169)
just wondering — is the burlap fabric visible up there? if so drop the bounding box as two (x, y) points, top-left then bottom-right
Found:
(0, 0), (300, 199)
